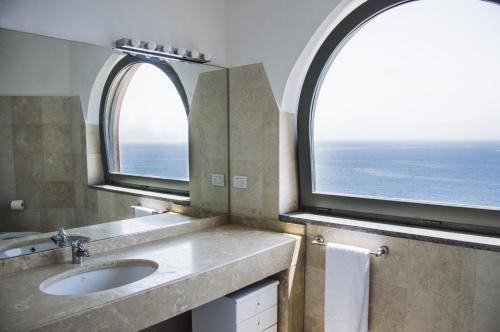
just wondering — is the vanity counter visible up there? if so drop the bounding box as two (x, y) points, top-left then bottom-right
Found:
(0, 225), (299, 332)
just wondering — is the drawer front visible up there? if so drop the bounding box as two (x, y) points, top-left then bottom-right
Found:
(237, 305), (277, 332)
(262, 324), (277, 332)
(236, 286), (278, 323)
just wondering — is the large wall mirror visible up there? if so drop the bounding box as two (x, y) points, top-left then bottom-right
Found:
(0, 29), (229, 257)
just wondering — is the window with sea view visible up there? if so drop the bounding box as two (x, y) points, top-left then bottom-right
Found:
(117, 63), (189, 181)
(101, 55), (190, 194)
(298, 0), (500, 232)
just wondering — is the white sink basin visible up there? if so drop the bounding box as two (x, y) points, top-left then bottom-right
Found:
(40, 260), (158, 295)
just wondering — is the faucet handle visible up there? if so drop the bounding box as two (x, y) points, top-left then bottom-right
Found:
(71, 239), (87, 250)
(71, 239), (81, 248)
(82, 248), (92, 257)
(71, 240), (91, 263)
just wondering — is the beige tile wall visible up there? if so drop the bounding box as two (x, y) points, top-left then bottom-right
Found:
(0, 96), (182, 232)
(229, 63), (280, 218)
(0, 96), (86, 232)
(228, 63), (299, 218)
(189, 69), (229, 213)
(304, 224), (500, 332)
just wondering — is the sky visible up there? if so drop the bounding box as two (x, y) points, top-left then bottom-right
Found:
(314, 0), (500, 142)
(118, 63), (189, 144)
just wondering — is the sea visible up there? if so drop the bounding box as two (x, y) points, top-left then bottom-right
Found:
(119, 141), (500, 209)
(314, 141), (500, 208)
(119, 143), (189, 180)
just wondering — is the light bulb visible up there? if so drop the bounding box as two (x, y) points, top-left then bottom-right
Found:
(190, 50), (200, 58)
(176, 48), (187, 56)
(131, 39), (141, 48)
(146, 41), (157, 50)
(163, 44), (173, 53)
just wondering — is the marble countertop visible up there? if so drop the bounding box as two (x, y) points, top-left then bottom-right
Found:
(0, 224), (299, 332)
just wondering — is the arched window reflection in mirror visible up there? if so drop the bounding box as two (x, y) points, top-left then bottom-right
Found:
(298, 0), (500, 232)
(101, 56), (189, 194)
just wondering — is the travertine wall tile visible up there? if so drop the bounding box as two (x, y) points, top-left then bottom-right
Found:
(43, 153), (74, 181)
(12, 124), (42, 153)
(189, 69), (229, 214)
(229, 63), (280, 219)
(14, 151), (44, 182)
(11, 97), (41, 124)
(41, 97), (72, 125)
(1, 96), (85, 233)
(474, 250), (500, 308)
(0, 125), (13, 155)
(405, 288), (473, 332)
(407, 240), (476, 301)
(42, 124), (72, 153)
(304, 224), (500, 332)
(0, 97), (12, 124)
(1, 208), (41, 232)
(305, 265), (325, 332)
(0, 182), (16, 210)
(42, 181), (75, 208)
(41, 208), (76, 230)
(472, 303), (500, 332)
(0, 154), (15, 182)
(15, 180), (44, 208)
(369, 284), (406, 332)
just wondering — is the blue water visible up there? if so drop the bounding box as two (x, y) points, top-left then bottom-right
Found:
(119, 143), (189, 180)
(314, 141), (500, 208)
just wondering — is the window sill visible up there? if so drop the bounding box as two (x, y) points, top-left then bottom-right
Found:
(89, 184), (190, 205)
(280, 211), (500, 252)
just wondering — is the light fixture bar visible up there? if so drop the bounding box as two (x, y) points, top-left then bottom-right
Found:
(115, 38), (211, 64)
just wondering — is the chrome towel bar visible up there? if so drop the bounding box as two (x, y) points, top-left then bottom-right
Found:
(312, 235), (389, 257)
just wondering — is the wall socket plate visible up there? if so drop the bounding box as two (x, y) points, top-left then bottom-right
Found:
(211, 174), (225, 187)
(232, 175), (248, 189)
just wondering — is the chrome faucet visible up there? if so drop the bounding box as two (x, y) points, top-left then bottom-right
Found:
(51, 227), (70, 247)
(71, 240), (91, 265)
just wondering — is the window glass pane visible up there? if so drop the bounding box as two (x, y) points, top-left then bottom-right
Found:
(115, 63), (189, 180)
(313, 0), (500, 208)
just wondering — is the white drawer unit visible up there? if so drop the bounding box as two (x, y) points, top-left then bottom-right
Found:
(192, 279), (279, 332)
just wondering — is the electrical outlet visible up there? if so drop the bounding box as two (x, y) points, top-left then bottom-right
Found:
(233, 175), (248, 189)
(211, 174), (225, 187)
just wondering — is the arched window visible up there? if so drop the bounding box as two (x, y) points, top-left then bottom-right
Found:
(100, 55), (189, 194)
(298, 0), (500, 233)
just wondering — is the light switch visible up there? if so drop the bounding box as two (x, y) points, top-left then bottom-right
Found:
(211, 174), (225, 187)
(233, 175), (248, 189)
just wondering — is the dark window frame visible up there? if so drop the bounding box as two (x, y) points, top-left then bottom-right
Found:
(297, 0), (500, 235)
(99, 54), (190, 195)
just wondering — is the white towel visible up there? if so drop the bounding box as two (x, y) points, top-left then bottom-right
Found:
(325, 243), (371, 332)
